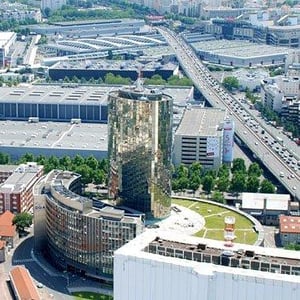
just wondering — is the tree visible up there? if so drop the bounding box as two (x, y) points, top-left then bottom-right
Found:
(216, 176), (230, 192)
(85, 155), (99, 170)
(176, 164), (188, 178)
(230, 173), (247, 194)
(202, 175), (215, 194)
(260, 179), (275, 193)
(218, 164), (230, 178)
(13, 212), (33, 232)
(223, 76), (239, 91)
(248, 162), (262, 178)
(189, 175), (201, 192)
(0, 152), (10, 164)
(212, 191), (225, 204)
(246, 176), (260, 193)
(188, 162), (202, 178)
(232, 158), (246, 174)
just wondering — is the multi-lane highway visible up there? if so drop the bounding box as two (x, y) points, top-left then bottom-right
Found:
(158, 27), (300, 200)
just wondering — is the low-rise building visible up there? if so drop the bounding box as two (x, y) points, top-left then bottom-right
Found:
(0, 162), (44, 214)
(0, 210), (18, 249)
(240, 192), (291, 225)
(279, 215), (300, 246)
(9, 266), (40, 300)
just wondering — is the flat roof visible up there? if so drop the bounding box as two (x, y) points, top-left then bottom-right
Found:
(241, 192), (290, 211)
(115, 230), (300, 280)
(0, 84), (192, 106)
(192, 40), (290, 58)
(0, 163), (43, 193)
(0, 85), (115, 105)
(0, 165), (17, 173)
(51, 58), (176, 72)
(0, 32), (15, 47)
(0, 120), (108, 151)
(175, 107), (226, 136)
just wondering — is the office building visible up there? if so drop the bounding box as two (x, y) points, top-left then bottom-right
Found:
(108, 82), (173, 219)
(173, 107), (232, 169)
(114, 230), (300, 300)
(33, 170), (144, 281)
(0, 162), (43, 214)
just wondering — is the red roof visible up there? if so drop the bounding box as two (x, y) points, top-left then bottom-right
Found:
(9, 266), (40, 300)
(0, 211), (16, 237)
(279, 215), (300, 234)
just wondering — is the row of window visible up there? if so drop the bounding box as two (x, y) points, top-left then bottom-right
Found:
(0, 103), (108, 122)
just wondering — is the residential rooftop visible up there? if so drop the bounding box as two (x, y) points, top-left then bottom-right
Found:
(280, 215), (300, 234)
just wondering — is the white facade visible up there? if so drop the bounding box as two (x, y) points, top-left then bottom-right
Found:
(261, 79), (284, 112)
(173, 107), (227, 169)
(114, 231), (300, 300)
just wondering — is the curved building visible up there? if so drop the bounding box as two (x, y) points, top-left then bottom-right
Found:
(33, 170), (144, 281)
(108, 82), (173, 219)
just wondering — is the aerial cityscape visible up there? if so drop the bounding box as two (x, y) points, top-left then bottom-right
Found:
(0, 0), (300, 299)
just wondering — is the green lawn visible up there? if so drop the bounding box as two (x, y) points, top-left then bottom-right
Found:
(172, 198), (258, 244)
(73, 292), (113, 300)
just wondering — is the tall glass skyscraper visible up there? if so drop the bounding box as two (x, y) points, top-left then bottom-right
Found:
(108, 83), (172, 219)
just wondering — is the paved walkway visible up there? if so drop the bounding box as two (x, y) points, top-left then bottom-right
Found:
(152, 204), (205, 235)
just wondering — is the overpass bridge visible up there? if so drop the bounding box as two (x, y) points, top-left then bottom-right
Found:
(158, 27), (300, 200)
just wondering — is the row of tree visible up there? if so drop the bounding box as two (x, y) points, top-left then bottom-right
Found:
(46, 74), (193, 86)
(0, 152), (109, 186)
(172, 159), (276, 198)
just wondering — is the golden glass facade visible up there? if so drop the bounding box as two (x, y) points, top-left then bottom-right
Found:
(108, 86), (172, 219)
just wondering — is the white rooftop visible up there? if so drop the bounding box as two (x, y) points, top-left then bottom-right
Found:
(0, 32), (15, 48)
(241, 192), (291, 211)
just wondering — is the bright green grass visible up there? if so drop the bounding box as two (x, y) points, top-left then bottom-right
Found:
(73, 292), (113, 300)
(172, 198), (258, 244)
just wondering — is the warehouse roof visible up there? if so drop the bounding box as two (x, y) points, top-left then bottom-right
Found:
(0, 120), (108, 151)
(192, 40), (290, 58)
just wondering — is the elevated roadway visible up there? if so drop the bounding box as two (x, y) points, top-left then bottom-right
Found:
(158, 27), (300, 200)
